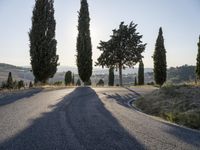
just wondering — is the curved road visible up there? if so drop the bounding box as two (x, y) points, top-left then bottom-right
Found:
(0, 87), (199, 150)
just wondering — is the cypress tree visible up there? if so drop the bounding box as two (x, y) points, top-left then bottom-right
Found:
(72, 73), (75, 86)
(108, 67), (114, 86)
(29, 0), (59, 84)
(7, 72), (13, 89)
(138, 60), (144, 85)
(76, 0), (93, 85)
(153, 27), (167, 86)
(65, 71), (72, 86)
(196, 36), (200, 80)
(76, 79), (81, 86)
(134, 77), (137, 86)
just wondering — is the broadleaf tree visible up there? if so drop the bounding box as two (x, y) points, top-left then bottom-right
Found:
(76, 0), (92, 85)
(96, 22), (146, 86)
(153, 27), (167, 86)
(29, 0), (59, 83)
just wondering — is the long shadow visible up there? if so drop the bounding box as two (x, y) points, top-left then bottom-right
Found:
(162, 122), (200, 147)
(0, 87), (145, 150)
(0, 88), (43, 106)
(124, 87), (141, 96)
(102, 92), (136, 109)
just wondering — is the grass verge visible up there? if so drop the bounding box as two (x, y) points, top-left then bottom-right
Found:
(134, 84), (200, 130)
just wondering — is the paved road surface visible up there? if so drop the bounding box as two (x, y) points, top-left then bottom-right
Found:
(0, 87), (199, 150)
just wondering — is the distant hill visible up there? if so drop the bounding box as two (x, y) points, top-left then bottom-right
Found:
(0, 63), (196, 85)
(0, 63), (153, 85)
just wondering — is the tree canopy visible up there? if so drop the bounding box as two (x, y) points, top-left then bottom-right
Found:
(76, 0), (92, 85)
(196, 36), (200, 80)
(153, 27), (167, 86)
(96, 22), (146, 86)
(29, 0), (59, 83)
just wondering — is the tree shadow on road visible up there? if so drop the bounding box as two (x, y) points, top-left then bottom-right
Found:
(0, 87), (146, 150)
(0, 88), (43, 106)
(102, 92), (137, 108)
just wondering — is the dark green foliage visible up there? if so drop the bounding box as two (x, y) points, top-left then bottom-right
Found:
(96, 22), (146, 86)
(1, 81), (7, 89)
(76, 79), (81, 86)
(97, 79), (104, 86)
(84, 79), (92, 86)
(29, 81), (33, 88)
(134, 77), (137, 86)
(17, 80), (25, 89)
(153, 27), (167, 86)
(29, 0), (59, 83)
(7, 72), (13, 89)
(76, 0), (92, 85)
(108, 67), (114, 86)
(138, 60), (144, 85)
(65, 71), (72, 86)
(196, 36), (200, 80)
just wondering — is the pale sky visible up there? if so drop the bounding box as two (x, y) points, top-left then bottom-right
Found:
(0, 0), (200, 68)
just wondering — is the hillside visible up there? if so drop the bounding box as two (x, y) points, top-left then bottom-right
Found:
(134, 84), (200, 129)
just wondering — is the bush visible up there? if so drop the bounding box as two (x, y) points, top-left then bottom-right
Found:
(97, 79), (104, 86)
(17, 80), (25, 89)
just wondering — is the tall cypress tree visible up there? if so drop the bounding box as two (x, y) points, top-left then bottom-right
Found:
(29, 0), (59, 83)
(76, 0), (93, 85)
(138, 60), (144, 85)
(72, 73), (75, 86)
(108, 67), (114, 86)
(65, 71), (72, 86)
(196, 36), (200, 80)
(134, 77), (137, 86)
(153, 27), (167, 86)
(7, 72), (13, 89)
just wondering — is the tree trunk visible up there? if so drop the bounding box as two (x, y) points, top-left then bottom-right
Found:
(119, 64), (123, 86)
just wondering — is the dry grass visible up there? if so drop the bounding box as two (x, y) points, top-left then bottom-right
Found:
(134, 84), (200, 130)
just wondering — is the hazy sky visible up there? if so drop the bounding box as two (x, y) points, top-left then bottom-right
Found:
(0, 0), (200, 68)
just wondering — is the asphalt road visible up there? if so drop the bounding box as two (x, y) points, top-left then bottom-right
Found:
(0, 87), (200, 150)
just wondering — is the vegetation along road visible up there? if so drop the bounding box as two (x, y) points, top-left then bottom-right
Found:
(0, 87), (200, 150)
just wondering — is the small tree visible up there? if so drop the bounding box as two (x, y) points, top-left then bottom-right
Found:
(76, 79), (81, 86)
(134, 77), (138, 86)
(108, 67), (114, 86)
(97, 79), (104, 86)
(65, 71), (72, 86)
(7, 72), (13, 89)
(76, 0), (93, 85)
(138, 60), (144, 85)
(153, 27), (167, 86)
(29, 81), (33, 88)
(72, 73), (75, 86)
(96, 22), (146, 86)
(196, 36), (200, 81)
(18, 80), (25, 89)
